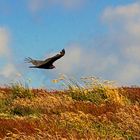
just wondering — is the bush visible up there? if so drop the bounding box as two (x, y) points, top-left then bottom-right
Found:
(11, 105), (39, 116)
(10, 82), (34, 99)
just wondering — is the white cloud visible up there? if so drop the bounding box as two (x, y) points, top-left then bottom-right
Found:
(0, 63), (17, 78)
(102, 2), (140, 85)
(124, 45), (140, 61)
(0, 28), (10, 56)
(0, 27), (19, 83)
(102, 2), (140, 22)
(116, 64), (140, 83)
(55, 44), (83, 74)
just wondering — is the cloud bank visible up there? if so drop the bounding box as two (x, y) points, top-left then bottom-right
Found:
(0, 27), (19, 84)
(102, 2), (140, 84)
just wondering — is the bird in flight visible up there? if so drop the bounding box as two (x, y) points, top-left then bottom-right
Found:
(25, 49), (65, 69)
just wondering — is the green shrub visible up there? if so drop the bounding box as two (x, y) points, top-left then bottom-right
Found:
(10, 82), (34, 99)
(11, 105), (39, 116)
(0, 98), (11, 113)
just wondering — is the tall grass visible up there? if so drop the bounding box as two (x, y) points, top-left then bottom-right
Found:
(0, 76), (139, 139)
(56, 75), (128, 105)
(10, 82), (34, 99)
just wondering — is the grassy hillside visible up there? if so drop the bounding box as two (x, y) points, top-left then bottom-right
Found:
(0, 77), (140, 139)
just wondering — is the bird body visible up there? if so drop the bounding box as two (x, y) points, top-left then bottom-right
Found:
(25, 49), (65, 69)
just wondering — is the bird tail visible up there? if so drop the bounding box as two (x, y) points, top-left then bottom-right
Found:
(24, 57), (33, 63)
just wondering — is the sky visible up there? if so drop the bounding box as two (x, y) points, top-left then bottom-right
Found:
(0, 0), (140, 88)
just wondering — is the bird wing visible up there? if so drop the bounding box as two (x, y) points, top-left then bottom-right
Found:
(24, 57), (45, 66)
(25, 49), (65, 68)
(43, 49), (65, 65)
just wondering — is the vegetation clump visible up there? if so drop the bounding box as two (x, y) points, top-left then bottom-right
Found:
(10, 82), (34, 99)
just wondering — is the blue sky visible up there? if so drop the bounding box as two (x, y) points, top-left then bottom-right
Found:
(0, 0), (140, 88)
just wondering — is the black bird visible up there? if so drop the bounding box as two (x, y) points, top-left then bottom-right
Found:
(25, 49), (65, 69)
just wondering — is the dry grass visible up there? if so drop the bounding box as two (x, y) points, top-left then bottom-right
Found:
(0, 77), (140, 139)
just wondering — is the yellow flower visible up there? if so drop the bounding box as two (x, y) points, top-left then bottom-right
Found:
(52, 79), (59, 83)
(84, 89), (88, 94)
